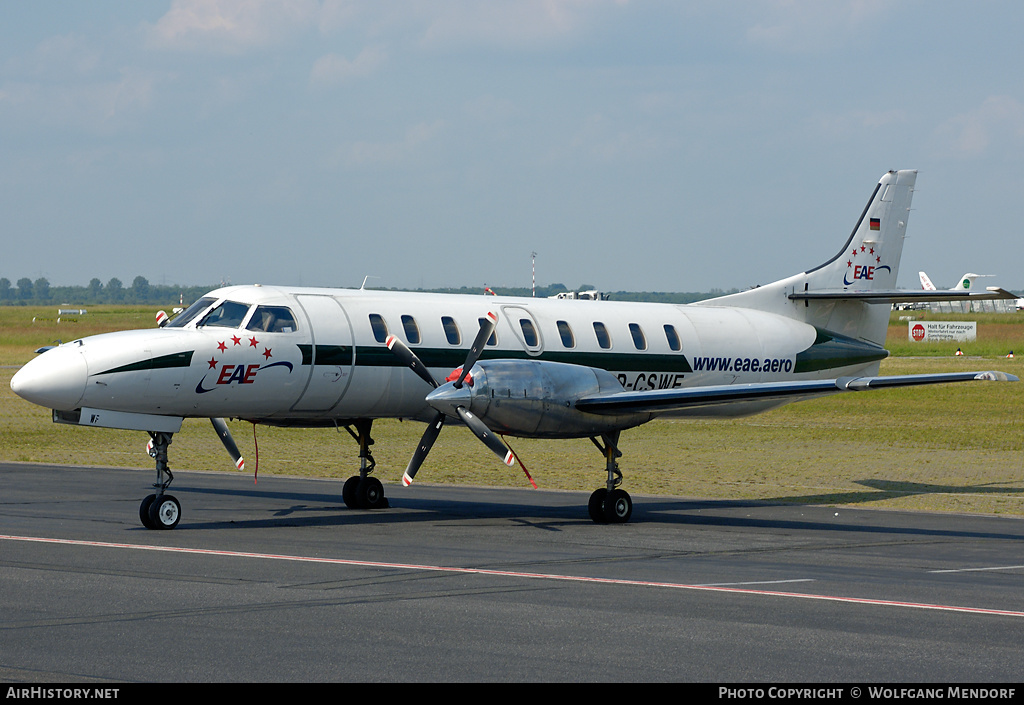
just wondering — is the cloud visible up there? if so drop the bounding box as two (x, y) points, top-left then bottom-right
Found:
(566, 113), (677, 163)
(744, 0), (890, 53)
(3, 33), (101, 78)
(146, 0), (320, 53)
(338, 120), (445, 168)
(309, 46), (387, 86)
(0, 68), (156, 132)
(811, 109), (909, 139)
(416, 0), (625, 50)
(933, 95), (1024, 158)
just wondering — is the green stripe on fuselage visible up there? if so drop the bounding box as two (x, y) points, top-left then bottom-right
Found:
(94, 351), (195, 376)
(299, 344), (692, 373)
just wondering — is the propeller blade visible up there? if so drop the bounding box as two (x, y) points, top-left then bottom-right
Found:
(386, 334), (438, 388)
(456, 406), (514, 467)
(455, 311), (497, 388)
(397, 312), (501, 485)
(211, 417), (245, 471)
(403, 412), (445, 486)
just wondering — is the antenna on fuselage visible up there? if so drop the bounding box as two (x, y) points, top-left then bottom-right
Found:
(360, 276), (380, 290)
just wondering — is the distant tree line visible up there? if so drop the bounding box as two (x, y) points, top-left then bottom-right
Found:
(0, 275), (743, 307)
(385, 282), (741, 304)
(0, 276), (213, 307)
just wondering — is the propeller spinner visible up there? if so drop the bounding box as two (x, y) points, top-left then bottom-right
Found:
(386, 311), (514, 485)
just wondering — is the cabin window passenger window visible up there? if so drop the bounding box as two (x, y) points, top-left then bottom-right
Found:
(478, 317), (498, 346)
(593, 322), (611, 349)
(401, 315), (421, 344)
(246, 306), (298, 333)
(441, 316), (461, 345)
(198, 300), (251, 329)
(519, 319), (538, 347)
(664, 324), (682, 351)
(556, 320), (575, 348)
(369, 314), (389, 344)
(629, 323), (647, 351)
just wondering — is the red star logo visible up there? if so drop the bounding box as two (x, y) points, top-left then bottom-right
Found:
(217, 341), (227, 352)
(860, 245), (866, 252)
(249, 336), (259, 348)
(207, 358), (218, 369)
(851, 249), (857, 257)
(847, 260), (852, 268)
(263, 347), (273, 359)
(231, 335), (241, 346)
(869, 247), (875, 255)
(876, 256), (881, 263)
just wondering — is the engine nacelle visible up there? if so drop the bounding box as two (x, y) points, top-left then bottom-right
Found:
(425, 359), (651, 439)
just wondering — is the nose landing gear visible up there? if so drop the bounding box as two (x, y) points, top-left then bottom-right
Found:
(140, 432), (181, 529)
(340, 419), (389, 510)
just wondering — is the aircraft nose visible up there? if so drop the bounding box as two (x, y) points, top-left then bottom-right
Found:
(10, 345), (88, 410)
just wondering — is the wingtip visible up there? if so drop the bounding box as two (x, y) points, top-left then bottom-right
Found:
(976, 371), (1018, 382)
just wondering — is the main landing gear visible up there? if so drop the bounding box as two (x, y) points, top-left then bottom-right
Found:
(587, 430), (632, 524)
(340, 419), (389, 510)
(140, 431), (181, 530)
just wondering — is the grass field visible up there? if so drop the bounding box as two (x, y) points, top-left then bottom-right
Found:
(2, 305), (1022, 516)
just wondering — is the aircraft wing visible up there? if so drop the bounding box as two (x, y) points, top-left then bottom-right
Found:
(575, 371), (1017, 415)
(789, 288), (1018, 304)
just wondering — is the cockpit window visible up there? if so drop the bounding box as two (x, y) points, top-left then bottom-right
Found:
(166, 297), (217, 328)
(245, 306), (298, 333)
(198, 300), (251, 329)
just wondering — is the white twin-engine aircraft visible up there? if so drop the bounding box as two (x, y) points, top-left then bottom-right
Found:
(11, 170), (1019, 529)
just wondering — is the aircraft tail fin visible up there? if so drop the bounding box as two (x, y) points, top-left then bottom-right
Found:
(696, 170), (917, 349)
(954, 273), (993, 291)
(919, 272), (936, 291)
(800, 169), (916, 298)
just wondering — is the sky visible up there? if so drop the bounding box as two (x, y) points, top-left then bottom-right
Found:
(2, 1), (1023, 294)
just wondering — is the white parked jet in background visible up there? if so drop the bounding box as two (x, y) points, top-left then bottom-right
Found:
(920, 271), (996, 294)
(10, 170), (1018, 529)
(919, 271), (1016, 313)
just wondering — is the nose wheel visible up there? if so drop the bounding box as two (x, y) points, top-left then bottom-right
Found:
(140, 493), (181, 530)
(140, 432), (182, 530)
(340, 419), (390, 510)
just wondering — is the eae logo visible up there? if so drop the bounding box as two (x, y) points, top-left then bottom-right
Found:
(912, 324), (926, 341)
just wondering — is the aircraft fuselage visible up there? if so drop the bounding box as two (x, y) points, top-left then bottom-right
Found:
(15, 284), (889, 434)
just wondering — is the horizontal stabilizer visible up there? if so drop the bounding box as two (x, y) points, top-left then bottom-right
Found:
(576, 371), (1017, 415)
(789, 287), (1018, 304)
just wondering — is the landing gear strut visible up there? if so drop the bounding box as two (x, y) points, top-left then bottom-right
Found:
(340, 419), (389, 510)
(140, 431), (181, 530)
(587, 431), (632, 524)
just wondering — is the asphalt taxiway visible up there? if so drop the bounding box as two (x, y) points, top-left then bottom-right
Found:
(1, 461), (1023, 682)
